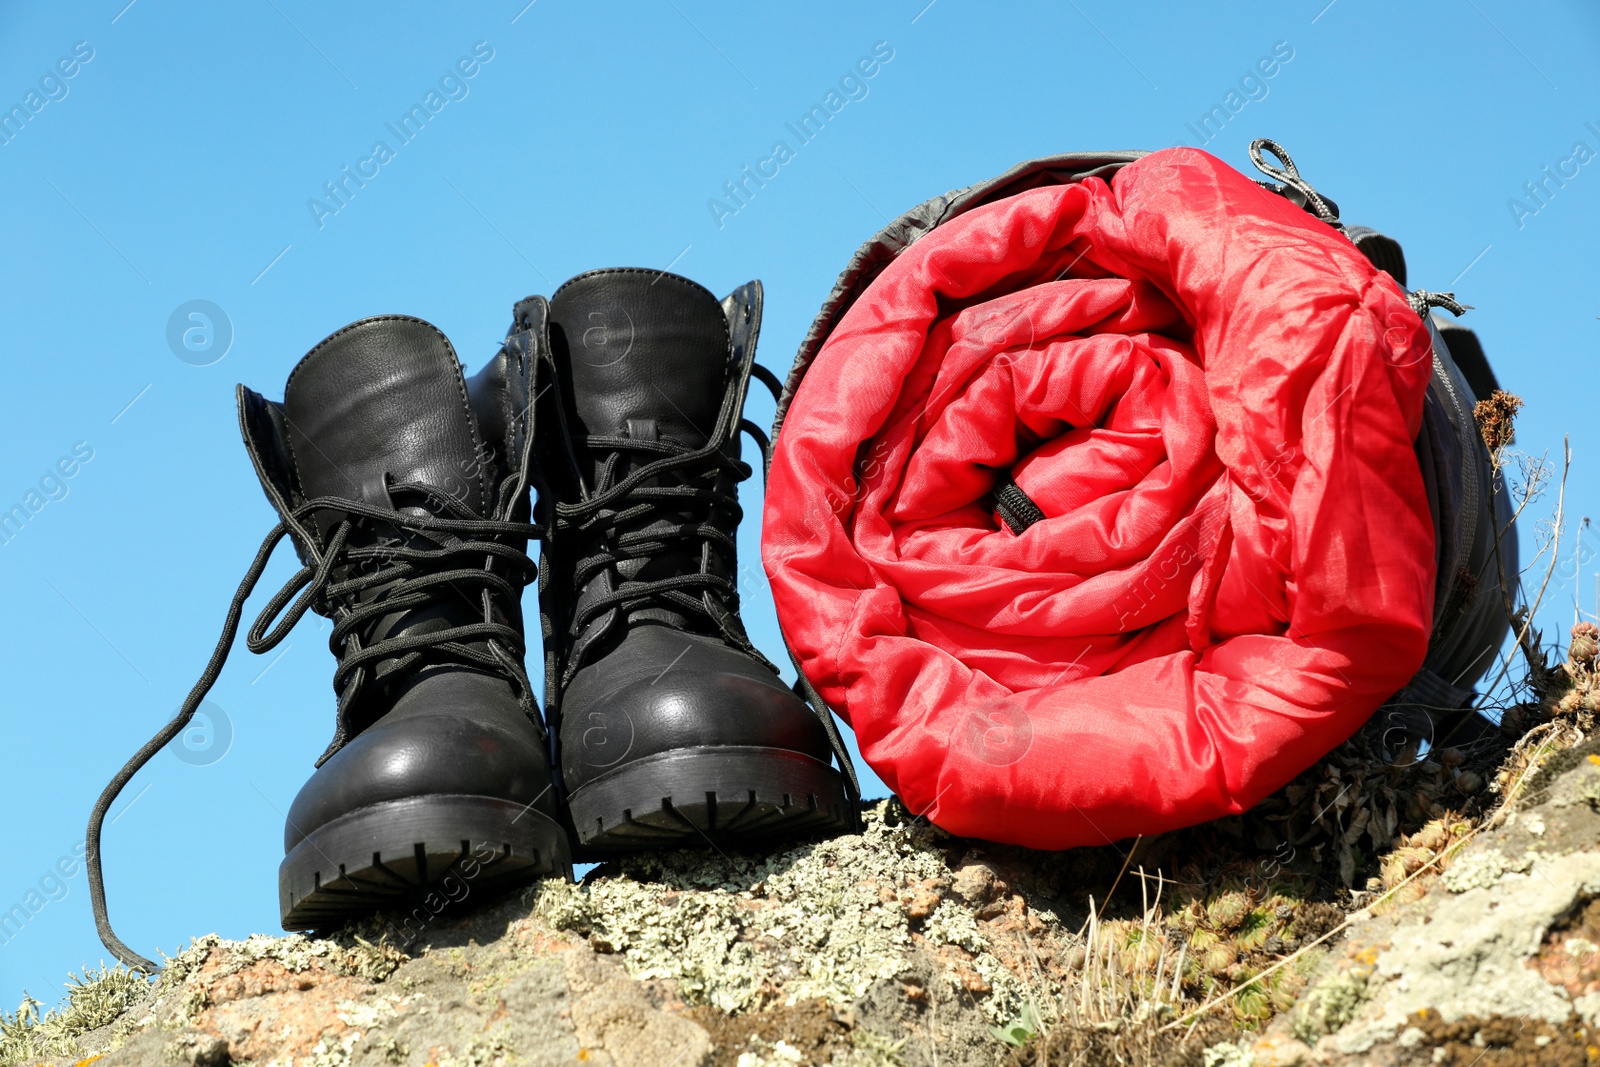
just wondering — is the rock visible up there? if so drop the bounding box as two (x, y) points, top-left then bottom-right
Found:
(949, 860), (1001, 907)
(1, 805), (1072, 1067)
(170, 1033), (230, 1067)
(902, 878), (945, 922)
(566, 952), (711, 1067)
(1246, 731), (1600, 1064)
(20, 731), (1600, 1067)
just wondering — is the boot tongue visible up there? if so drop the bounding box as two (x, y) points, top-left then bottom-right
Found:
(548, 270), (730, 451)
(549, 270), (735, 642)
(283, 316), (489, 518)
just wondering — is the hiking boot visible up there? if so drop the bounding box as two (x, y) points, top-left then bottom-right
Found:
(262, 316), (570, 929)
(526, 269), (856, 853)
(87, 315), (570, 966)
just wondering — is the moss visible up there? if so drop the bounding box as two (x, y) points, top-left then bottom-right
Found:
(1288, 963), (1377, 1044)
(0, 966), (151, 1067)
(0, 932), (413, 1067)
(846, 1026), (908, 1066)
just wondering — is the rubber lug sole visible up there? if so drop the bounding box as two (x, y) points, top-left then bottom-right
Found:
(279, 793), (571, 931)
(566, 745), (852, 854)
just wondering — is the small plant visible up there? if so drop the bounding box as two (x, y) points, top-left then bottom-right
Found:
(990, 1000), (1043, 1047)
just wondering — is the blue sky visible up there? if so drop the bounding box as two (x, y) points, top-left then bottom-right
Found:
(2, 0), (1597, 1012)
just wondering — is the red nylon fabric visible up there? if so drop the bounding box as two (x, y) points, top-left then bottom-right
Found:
(762, 149), (1438, 849)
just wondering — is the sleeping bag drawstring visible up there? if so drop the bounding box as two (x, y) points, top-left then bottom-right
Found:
(1248, 137), (1343, 229)
(1409, 290), (1473, 317)
(1249, 138), (1473, 322)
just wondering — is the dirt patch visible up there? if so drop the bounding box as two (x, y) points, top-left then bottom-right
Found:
(1531, 896), (1600, 999)
(1402, 1010), (1599, 1066)
(687, 999), (853, 1067)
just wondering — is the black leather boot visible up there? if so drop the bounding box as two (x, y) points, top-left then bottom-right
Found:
(522, 269), (858, 853)
(88, 316), (569, 967)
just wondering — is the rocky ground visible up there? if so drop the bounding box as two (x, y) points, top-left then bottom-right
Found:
(1239, 730), (1600, 1067)
(3, 803), (1166, 1067)
(6, 626), (1597, 1067)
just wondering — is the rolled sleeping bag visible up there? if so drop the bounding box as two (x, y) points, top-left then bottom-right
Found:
(762, 146), (1514, 849)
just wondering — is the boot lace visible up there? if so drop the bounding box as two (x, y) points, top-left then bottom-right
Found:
(556, 431), (761, 655)
(86, 494), (539, 972)
(549, 360), (864, 821)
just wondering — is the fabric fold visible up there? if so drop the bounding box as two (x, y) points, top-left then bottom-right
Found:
(763, 147), (1437, 849)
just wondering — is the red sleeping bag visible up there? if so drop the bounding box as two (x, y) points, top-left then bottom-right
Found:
(762, 148), (1438, 849)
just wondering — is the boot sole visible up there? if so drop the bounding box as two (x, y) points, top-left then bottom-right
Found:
(279, 793), (571, 932)
(566, 745), (852, 854)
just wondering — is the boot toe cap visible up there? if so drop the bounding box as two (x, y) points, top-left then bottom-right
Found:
(560, 630), (830, 787)
(285, 675), (553, 851)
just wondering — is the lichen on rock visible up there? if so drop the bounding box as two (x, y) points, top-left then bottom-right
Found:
(535, 803), (1048, 1022)
(0, 967), (150, 1067)
(1439, 847), (1537, 892)
(1288, 961), (1377, 1044)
